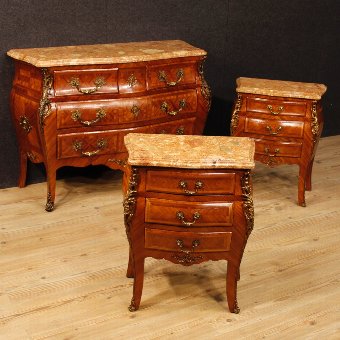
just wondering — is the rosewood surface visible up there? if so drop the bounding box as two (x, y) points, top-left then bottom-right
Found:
(8, 41), (211, 211)
(231, 77), (327, 206)
(123, 134), (255, 313)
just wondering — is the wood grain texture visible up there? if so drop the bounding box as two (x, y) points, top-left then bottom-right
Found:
(0, 136), (339, 339)
(9, 44), (210, 211)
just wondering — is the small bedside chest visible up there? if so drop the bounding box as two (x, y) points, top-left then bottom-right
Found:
(231, 77), (327, 206)
(123, 133), (255, 313)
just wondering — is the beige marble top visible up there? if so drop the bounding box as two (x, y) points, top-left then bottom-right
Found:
(236, 77), (327, 100)
(7, 40), (206, 67)
(124, 133), (255, 169)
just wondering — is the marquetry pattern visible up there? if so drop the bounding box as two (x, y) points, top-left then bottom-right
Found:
(0, 136), (338, 338)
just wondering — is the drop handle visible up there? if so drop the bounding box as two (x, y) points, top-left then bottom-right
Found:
(266, 125), (282, 135)
(158, 68), (184, 86)
(178, 180), (204, 195)
(267, 105), (284, 115)
(69, 77), (106, 94)
(176, 211), (201, 226)
(264, 147), (280, 157)
(176, 239), (200, 254)
(71, 108), (106, 126)
(73, 138), (107, 157)
(160, 99), (186, 116)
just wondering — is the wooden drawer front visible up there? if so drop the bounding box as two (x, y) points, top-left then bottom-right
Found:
(145, 198), (233, 227)
(145, 228), (232, 252)
(56, 98), (152, 129)
(145, 171), (236, 195)
(150, 90), (197, 118)
(118, 67), (146, 94)
(141, 118), (196, 135)
(117, 118), (196, 152)
(148, 62), (197, 90)
(245, 118), (304, 138)
(57, 131), (118, 159)
(53, 68), (118, 97)
(255, 140), (303, 158)
(246, 97), (307, 117)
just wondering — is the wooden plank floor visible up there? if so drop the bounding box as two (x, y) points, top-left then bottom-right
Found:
(0, 135), (339, 339)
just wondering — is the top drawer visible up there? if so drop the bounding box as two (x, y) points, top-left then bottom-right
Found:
(53, 68), (118, 97)
(246, 97), (307, 117)
(148, 62), (197, 90)
(145, 170), (236, 195)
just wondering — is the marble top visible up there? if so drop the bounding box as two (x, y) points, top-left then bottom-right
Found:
(236, 77), (327, 100)
(7, 40), (206, 67)
(124, 133), (255, 169)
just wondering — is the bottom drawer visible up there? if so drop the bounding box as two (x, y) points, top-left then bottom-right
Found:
(57, 131), (118, 159)
(255, 139), (302, 158)
(145, 228), (232, 252)
(57, 118), (196, 159)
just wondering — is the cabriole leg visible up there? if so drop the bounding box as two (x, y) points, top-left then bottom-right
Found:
(18, 150), (27, 188)
(226, 262), (240, 313)
(129, 256), (145, 312)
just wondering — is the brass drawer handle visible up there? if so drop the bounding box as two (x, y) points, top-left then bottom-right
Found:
(264, 147), (280, 157)
(176, 211), (201, 226)
(158, 68), (184, 86)
(267, 105), (284, 115)
(176, 239), (200, 254)
(266, 125), (282, 135)
(178, 180), (204, 195)
(159, 126), (185, 135)
(69, 77), (106, 94)
(160, 99), (186, 116)
(73, 138), (107, 157)
(71, 108), (106, 126)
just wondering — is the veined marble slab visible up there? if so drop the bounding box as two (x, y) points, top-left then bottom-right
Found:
(7, 40), (206, 67)
(236, 77), (327, 100)
(124, 133), (255, 169)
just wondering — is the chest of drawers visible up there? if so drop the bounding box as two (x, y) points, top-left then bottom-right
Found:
(123, 133), (255, 313)
(231, 77), (327, 206)
(7, 40), (211, 211)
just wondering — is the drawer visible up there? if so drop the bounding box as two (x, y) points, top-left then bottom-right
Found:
(145, 170), (236, 195)
(117, 118), (196, 152)
(246, 97), (307, 117)
(148, 62), (197, 90)
(145, 228), (232, 252)
(245, 117), (304, 138)
(57, 130), (118, 159)
(53, 68), (118, 97)
(255, 139), (303, 158)
(145, 198), (233, 227)
(150, 89), (197, 118)
(118, 67), (147, 94)
(56, 98), (151, 129)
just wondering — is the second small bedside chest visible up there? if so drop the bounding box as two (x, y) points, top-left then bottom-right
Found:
(231, 77), (327, 206)
(123, 133), (255, 313)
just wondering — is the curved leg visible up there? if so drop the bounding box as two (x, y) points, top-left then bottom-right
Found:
(226, 262), (240, 313)
(237, 268), (240, 281)
(298, 164), (307, 207)
(18, 151), (28, 188)
(126, 248), (134, 278)
(305, 157), (315, 192)
(129, 256), (145, 312)
(45, 167), (56, 211)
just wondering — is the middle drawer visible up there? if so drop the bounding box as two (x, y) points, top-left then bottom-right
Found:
(56, 89), (197, 129)
(145, 198), (234, 227)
